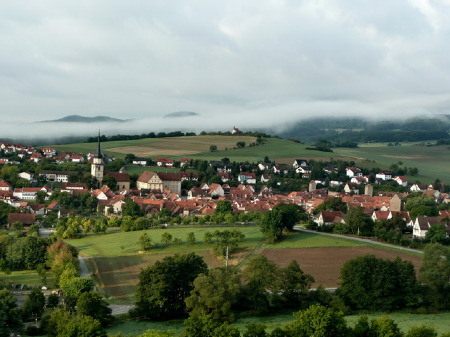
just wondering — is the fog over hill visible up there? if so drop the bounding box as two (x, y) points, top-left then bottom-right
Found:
(1, 113), (450, 145)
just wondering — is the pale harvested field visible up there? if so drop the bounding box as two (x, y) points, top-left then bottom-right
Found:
(262, 247), (422, 288)
(107, 135), (256, 157)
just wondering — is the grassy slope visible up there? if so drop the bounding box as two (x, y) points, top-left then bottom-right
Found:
(52, 136), (450, 182)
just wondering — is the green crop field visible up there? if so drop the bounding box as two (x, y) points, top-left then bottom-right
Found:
(334, 143), (450, 183)
(106, 311), (450, 336)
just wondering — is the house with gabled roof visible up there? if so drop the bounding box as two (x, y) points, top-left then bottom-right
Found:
(394, 176), (408, 187)
(346, 166), (362, 178)
(155, 158), (174, 167)
(293, 159), (309, 168)
(7, 213), (36, 229)
(376, 171), (393, 181)
(238, 172), (256, 184)
(0, 180), (11, 191)
(137, 171), (181, 195)
(316, 211), (345, 226)
(106, 172), (131, 192)
(412, 216), (446, 238)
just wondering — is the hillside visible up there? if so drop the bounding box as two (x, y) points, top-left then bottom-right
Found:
(51, 135), (450, 182)
(280, 115), (450, 144)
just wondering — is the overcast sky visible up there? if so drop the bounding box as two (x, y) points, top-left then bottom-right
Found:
(2, 0), (450, 135)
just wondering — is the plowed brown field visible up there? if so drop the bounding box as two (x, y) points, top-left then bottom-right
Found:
(262, 247), (422, 287)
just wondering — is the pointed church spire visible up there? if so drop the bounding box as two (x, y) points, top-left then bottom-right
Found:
(97, 130), (102, 159)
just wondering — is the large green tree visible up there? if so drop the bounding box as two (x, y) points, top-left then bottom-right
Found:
(22, 288), (46, 320)
(181, 315), (240, 337)
(345, 206), (374, 236)
(285, 304), (349, 337)
(214, 200), (233, 214)
(339, 255), (418, 311)
(241, 255), (278, 314)
(272, 203), (306, 231)
(277, 260), (314, 307)
(76, 291), (113, 327)
(185, 267), (240, 321)
(135, 253), (208, 319)
(0, 289), (23, 337)
(419, 244), (450, 309)
(60, 277), (95, 310)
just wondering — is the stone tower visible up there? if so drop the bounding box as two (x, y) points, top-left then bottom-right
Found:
(91, 131), (104, 183)
(365, 184), (373, 197)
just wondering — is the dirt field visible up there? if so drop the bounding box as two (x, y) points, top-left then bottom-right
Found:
(107, 135), (256, 158)
(262, 247), (422, 288)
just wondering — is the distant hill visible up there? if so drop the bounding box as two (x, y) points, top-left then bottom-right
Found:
(164, 111), (200, 118)
(38, 115), (130, 123)
(279, 115), (450, 144)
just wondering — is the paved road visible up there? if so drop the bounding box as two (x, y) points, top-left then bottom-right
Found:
(294, 227), (423, 254)
(78, 256), (90, 278)
(38, 227), (54, 237)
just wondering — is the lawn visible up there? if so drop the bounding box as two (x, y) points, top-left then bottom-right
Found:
(106, 312), (450, 336)
(264, 231), (368, 249)
(66, 226), (264, 257)
(346, 312), (450, 335)
(0, 270), (55, 289)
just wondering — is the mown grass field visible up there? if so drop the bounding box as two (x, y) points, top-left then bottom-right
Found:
(106, 311), (450, 336)
(66, 226), (264, 257)
(0, 270), (55, 288)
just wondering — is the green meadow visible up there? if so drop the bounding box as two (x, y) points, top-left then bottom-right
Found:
(106, 311), (450, 336)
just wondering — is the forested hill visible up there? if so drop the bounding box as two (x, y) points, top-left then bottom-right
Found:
(279, 115), (450, 144)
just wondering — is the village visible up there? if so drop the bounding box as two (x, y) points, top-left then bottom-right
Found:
(0, 135), (448, 242)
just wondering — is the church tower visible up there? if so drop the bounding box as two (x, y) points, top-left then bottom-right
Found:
(91, 131), (104, 183)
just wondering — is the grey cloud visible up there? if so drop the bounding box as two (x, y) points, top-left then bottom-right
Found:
(1, 0), (450, 133)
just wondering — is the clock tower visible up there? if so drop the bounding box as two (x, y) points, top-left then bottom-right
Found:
(91, 131), (104, 183)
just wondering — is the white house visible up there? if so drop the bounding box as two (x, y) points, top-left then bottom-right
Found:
(394, 176), (408, 187)
(375, 171), (393, 181)
(132, 158), (148, 166)
(18, 172), (34, 181)
(293, 159), (309, 168)
(346, 167), (362, 178)
(412, 216), (443, 238)
(238, 172), (257, 184)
